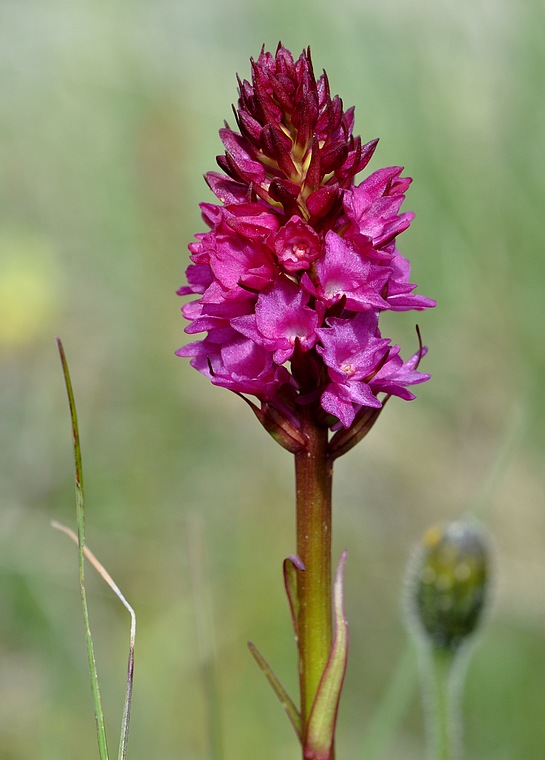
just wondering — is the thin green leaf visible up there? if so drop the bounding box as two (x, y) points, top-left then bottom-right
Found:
(248, 641), (302, 741)
(305, 551), (349, 760)
(56, 338), (109, 760)
(283, 554), (304, 640)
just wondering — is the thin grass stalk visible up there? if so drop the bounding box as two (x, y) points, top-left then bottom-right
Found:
(57, 338), (110, 760)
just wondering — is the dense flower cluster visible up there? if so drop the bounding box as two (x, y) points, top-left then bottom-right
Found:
(178, 45), (435, 435)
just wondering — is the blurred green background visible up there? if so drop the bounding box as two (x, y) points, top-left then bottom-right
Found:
(1, 0), (545, 758)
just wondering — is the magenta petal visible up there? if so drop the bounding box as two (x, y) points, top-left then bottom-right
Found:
(224, 202), (280, 240)
(385, 251), (436, 311)
(205, 172), (250, 204)
(306, 185), (339, 217)
(320, 389), (358, 428)
(209, 223), (276, 294)
(219, 128), (265, 184)
(177, 264), (214, 296)
(232, 277), (319, 364)
(304, 231), (390, 312)
(256, 280), (319, 354)
(316, 313), (393, 427)
(370, 345), (431, 399)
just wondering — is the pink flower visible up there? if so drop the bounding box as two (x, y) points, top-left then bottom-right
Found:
(274, 216), (321, 272)
(343, 167), (414, 248)
(301, 231), (390, 311)
(177, 327), (289, 399)
(370, 344), (430, 399)
(178, 44), (435, 437)
(316, 313), (389, 427)
(232, 277), (321, 365)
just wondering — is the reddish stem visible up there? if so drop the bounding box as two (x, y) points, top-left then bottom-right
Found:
(294, 405), (333, 750)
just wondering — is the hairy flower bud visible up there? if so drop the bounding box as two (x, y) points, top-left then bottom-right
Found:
(407, 521), (490, 652)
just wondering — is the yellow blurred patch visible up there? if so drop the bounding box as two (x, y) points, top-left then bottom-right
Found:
(423, 524), (443, 548)
(0, 231), (62, 347)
